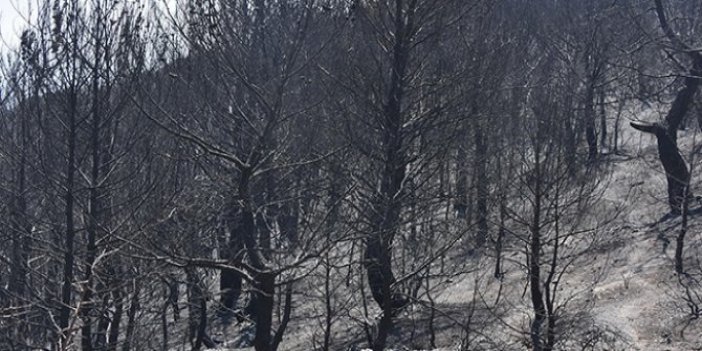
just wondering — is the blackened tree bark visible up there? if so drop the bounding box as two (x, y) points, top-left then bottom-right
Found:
(360, 3), (417, 347)
(455, 145), (468, 218)
(676, 186), (690, 274)
(599, 88), (607, 149)
(8, 59), (32, 306)
(563, 100), (578, 173)
(529, 147), (546, 351)
(613, 99), (624, 153)
(139, 1), (330, 348)
(252, 272), (275, 351)
(630, 120), (693, 214)
(122, 281), (140, 351)
(581, 24), (608, 163)
(271, 282), (293, 351)
(59, 55), (79, 351)
(237, 168), (277, 351)
(363, 0), (413, 317)
(4, 35), (37, 345)
(219, 267), (243, 316)
(186, 267), (214, 350)
(494, 146), (509, 279)
(278, 201), (299, 245)
(630, 0), (702, 214)
(584, 81), (599, 162)
(80, 6), (104, 348)
(220, 203), (244, 317)
(521, 59), (592, 350)
(474, 118), (488, 248)
(331, 1), (483, 347)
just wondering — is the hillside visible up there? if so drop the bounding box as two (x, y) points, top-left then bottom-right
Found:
(195, 104), (702, 351)
(3, 1), (702, 351)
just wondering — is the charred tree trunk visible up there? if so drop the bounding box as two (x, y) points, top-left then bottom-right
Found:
(220, 267), (242, 317)
(81, 22), (104, 347)
(599, 88), (607, 149)
(186, 267), (215, 350)
(220, 203), (244, 319)
(252, 272), (275, 351)
(364, 1), (412, 331)
(643, 0), (702, 274)
(543, 188), (561, 351)
(529, 163), (546, 351)
(186, 268), (212, 350)
(364, 118), (408, 321)
(271, 282), (293, 351)
(107, 278), (123, 351)
(455, 145), (468, 218)
(322, 168), (342, 351)
(237, 168), (277, 351)
(187, 269), (200, 348)
(278, 202), (299, 245)
(634, 0), (702, 214)
(9, 111), (30, 303)
(364, 223), (405, 311)
(613, 99), (624, 153)
(322, 254), (334, 351)
(562, 92), (577, 173)
(630, 63), (700, 216)
(59, 83), (78, 350)
(631, 121), (691, 214)
(676, 187), (689, 274)
(474, 119), (488, 248)
(495, 199), (506, 279)
(363, 3), (417, 349)
(122, 281), (140, 351)
(664, 70), (701, 145)
(585, 82), (598, 162)
(257, 211), (272, 259)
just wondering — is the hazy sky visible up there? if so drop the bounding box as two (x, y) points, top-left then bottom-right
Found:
(0, 1), (178, 53)
(0, 0), (31, 51)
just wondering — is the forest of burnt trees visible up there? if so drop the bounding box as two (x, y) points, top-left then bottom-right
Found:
(2, 0), (702, 350)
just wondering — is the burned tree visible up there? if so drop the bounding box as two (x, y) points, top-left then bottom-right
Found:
(630, 0), (702, 215)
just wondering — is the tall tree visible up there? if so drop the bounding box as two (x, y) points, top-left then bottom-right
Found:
(139, 1), (344, 350)
(327, 0), (490, 348)
(630, 0), (702, 216)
